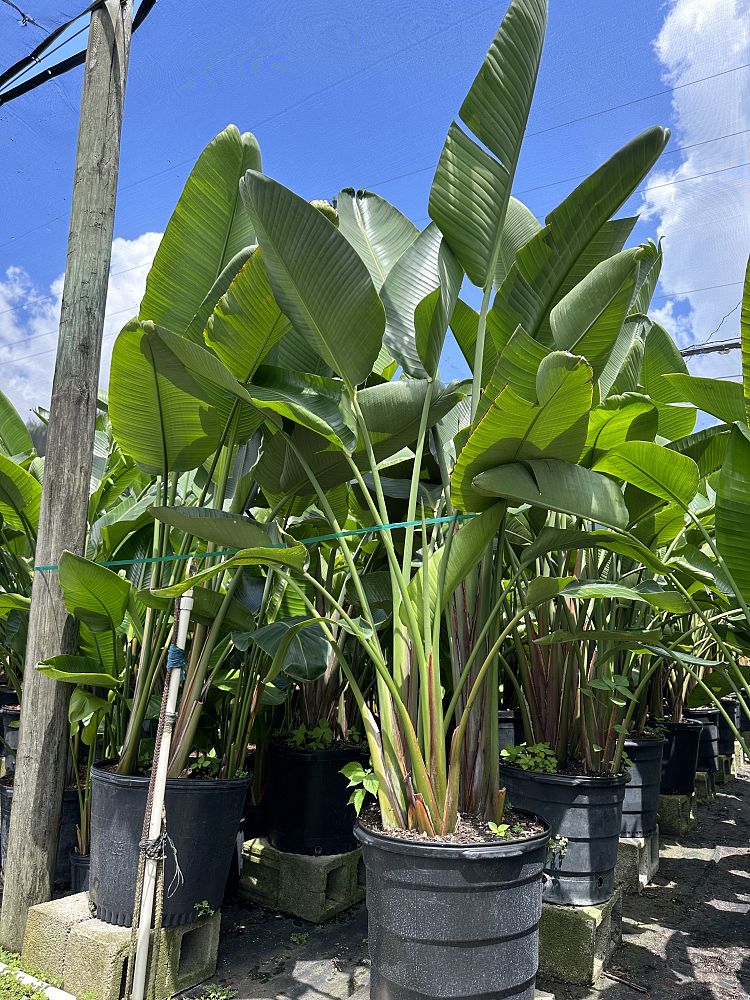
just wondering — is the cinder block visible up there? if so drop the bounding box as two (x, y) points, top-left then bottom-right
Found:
(22, 892), (92, 983)
(22, 893), (219, 1000)
(349, 989), (555, 1000)
(615, 829), (659, 894)
(742, 732), (750, 762)
(695, 770), (716, 802)
(539, 890), (621, 986)
(657, 793), (697, 836)
(239, 836), (365, 923)
(734, 742), (745, 772)
(716, 754), (734, 786)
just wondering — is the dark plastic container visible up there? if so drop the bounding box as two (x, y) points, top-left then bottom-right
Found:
(661, 720), (701, 795)
(684, 707), (720, 773)
(89, 763), (249, 927)
(70, 852), (90, 894)
(498, 709), (526, 753)
(500, 764), (625, 906)
(718, 699), (741, 757)
(356, 815), (549, 1000)
(1, 708), (20, 777)
(621, 737), (665, 837)
(266, 743), (365, 856)
(0, 784), (79, 885)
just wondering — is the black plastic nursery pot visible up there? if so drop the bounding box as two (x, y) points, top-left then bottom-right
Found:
(0, 783), (80, 885)
(266, 742), (365, 856)
(684, 707), (720, 773)
(621, 737), (666, 837)
(498, 709), (525, 753)
(1, 708), (20, 778)
(70, 852), (90, 894)
(499, 764), (625, 906)
(89, 763), (249, 927)
(356, 815), (550, 1000)
(718, 699), (741, 757)
(661, 720), (701, 795)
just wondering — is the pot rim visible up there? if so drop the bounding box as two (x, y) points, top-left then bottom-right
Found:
(269, 740), (368, 762)
(665, 719), (702, 729)
(91, 759), (251, 791)
(499, 762), (627, 787)
(355, 809), (550, 860)
(624, 736), (667, 747)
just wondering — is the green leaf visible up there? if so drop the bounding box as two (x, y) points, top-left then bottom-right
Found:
(550, 248), (642, 379)
(662, 374), (744, 425)
(150, 507), (270, 550)
(204, 247), (292, 380)
(109, 320), (224, 474)
(595, 441), (699, 507)
(69, 688), (112, 728)
(250, 617), (330, 683)
(450, 299), (499, 386)
(0, 452), (41, 531)
(668, 425), (730, 478)
(716, 423), (750, 606)
(526, 576), (574, 607)
(240, 171), (385, 388)
(741, 254), (750, 421)
(37, 654), (120, 689)
(152, 545), (308, 599)
(335, 188), (418, 291)
(0, 388), (33, 457)
(473, 458), (628, 529)
(58, 551), (130, 632)
(381, 225), (462, 378)
(493, 198), (542, 289)
(428, 0), (547, 288)
(140, 126), (261, 335)
(451, 352), (593, 511)
(561, 580), (688, 612)
(582, 398), (658, 465)
(0, 594), (30, 616)
(629, 239), (662, 315)
(521, 525), (668, 574)
(642, 322), (696, 437)
(535, 628), (662, 647)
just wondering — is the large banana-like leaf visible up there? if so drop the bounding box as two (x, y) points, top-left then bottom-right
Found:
(140, 126), (261, 336)
(716, 423), (750, 606)
(741, 254), (750, 420)
(493, 197), (542, 289)
(0, 389), (32, 457)
(204, 248), (291, 380)
(550, 247), (641, 379)
(152, 544), (308, 598)
(490, 127), (670, 348)
(481, 326), (549, 408)
(335, 189), (418, 291)
(561, 579), (688, 613)
(381, 224), (462, 378)
(641, 322), (696, 438)
(663, 374), (744, 424)
(240, 171), (385, 389)
(109, 320), (225, 475)
(595, 440), (699, 507)
(150, 506), (269, 550)
(38, 654), (121, 689)
(582, 396), (658, 466)
(601, 316), (647, 398)
(89, 491), (157, 556)
(451, 352), (593, 511)
(521, 525), (668, 574)
(429, 0), (547, 289)
(473, 458), (628, 529)
(668, 424), (730, 478)
(630, 239), (662, 315)
(58, 551), (130, 632)
(0, 452), (42, 531)
(450, 299), (500, 385)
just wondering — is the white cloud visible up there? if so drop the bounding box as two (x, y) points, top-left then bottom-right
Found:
(642, 0), (750, 380)
(0, 232), (161, 420)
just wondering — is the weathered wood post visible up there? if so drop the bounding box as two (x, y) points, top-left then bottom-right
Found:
(0, 0), (133, 950)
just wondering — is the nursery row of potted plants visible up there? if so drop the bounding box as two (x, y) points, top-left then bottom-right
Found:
(3, 1), (750, 997)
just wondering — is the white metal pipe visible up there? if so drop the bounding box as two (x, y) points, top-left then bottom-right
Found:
(130, 591), (194, 1000)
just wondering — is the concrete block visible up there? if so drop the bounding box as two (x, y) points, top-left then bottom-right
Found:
(21, 892), (92, 984)
(350, 990), (554, 1000)
(657, 793), (697, 836)
(695, 770), (716, 802)
(538, 890), (621, 986)
(742, 732), (750, 762)
(734, 742), (745, 773)
(239, 836), (365, 923)
(716, 754), (734, 786)
(615, 829), (659, 894)
(22, 893), (219, 1000)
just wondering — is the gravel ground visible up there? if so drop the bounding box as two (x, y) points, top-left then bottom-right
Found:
(201, 767), (750, 1000)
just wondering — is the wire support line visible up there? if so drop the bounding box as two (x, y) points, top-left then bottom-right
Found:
(0, 0), (44, 29)
(0, 325), (119, 368)
(681, 339), (740, 358)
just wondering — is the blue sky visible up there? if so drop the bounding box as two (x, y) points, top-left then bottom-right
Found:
(1, 0), (749, 414)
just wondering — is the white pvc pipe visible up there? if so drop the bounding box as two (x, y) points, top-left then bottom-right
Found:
(130, 591), (194, 1000)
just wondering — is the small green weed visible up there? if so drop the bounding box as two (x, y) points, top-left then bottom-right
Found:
(289, 932), (309, 945)
(194, 985), (237, 1000)
(193, 900), (216, 919)
(501, 742), (558, 774)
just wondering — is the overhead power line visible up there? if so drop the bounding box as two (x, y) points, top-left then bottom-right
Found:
(681, 339), (741, 358)
(0, 0), (45, 29)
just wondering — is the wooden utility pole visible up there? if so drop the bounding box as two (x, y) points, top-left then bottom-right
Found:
(1, 0), (133, 950)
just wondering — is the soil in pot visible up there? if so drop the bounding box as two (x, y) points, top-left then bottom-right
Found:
(621, 736), (666, 837)
(684, 707), (720, 773)
(89, 763), (249, 927)
(661, 720), (701, 795)
(0, 781), (80, 886)
(499, 763), (626, 906)
(356, 810), (549, 1000)
(266, 741), (366, 856)
(70, 852), (90, 894)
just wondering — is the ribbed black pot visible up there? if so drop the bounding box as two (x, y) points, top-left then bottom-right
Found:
(498, 709), (525, 753)
(684, 708), (720, 772)
(266, 742), (365, 856)
(499, 764), (625, 906)
(89, 763), (249, 927)
(0, 784), (79, 885)
(718, 699), (741, 756)
(70, 853), (90, 894)
(356, 815), (549, 1000)
(661, 720), (701, 795)
(621, 737), (665, 837)
(1, 708), (20, 777)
